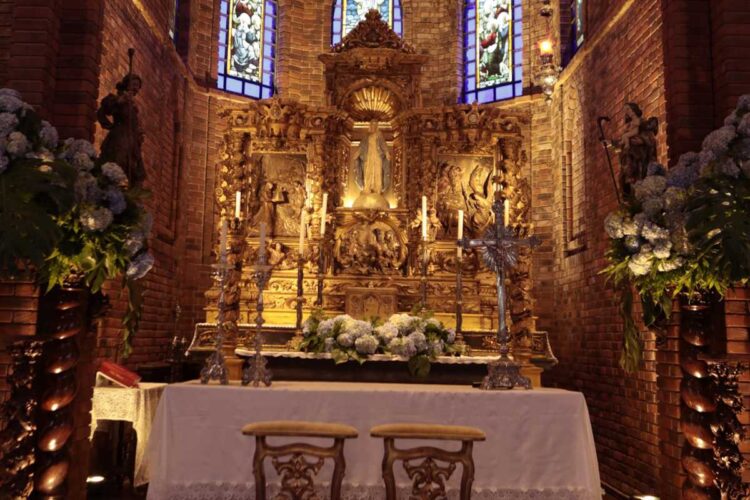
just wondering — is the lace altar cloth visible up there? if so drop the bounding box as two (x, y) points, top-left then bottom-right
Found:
(90, 382), (166, 487)
(146, 381), (601, 499)
(150, 482), (599, 499)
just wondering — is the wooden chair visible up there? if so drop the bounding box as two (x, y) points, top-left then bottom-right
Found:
(370, 423), (486, 500)
(241, 420), (358, 500)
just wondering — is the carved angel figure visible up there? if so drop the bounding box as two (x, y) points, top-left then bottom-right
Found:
(463, 163), (493, 233)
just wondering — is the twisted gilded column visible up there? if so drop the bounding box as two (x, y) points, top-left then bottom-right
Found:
(679, 294), (718, 499)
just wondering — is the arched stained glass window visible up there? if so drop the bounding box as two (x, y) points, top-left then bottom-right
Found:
(463, 0), (523, 104)
(217, 0), (277, 99)
(331, 0), (403, 45)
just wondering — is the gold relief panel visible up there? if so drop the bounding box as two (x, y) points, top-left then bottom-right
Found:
(333, 209), (409, 276)
(246, 153), (307, 237)
(434, 154), (495, 239)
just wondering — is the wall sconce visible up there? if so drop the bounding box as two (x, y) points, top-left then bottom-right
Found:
(537, 2), (561, 103)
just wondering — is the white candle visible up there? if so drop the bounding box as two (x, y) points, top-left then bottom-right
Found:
(421, 196), (428, 241)
(219, 219), (228, 264)
(504, 199), (510, 227)
(320, 192), (328, 237)
(299, 211), (306, 254)
(259, 222), (266, 258)
(457, 210), (464, 258)
(234, 191), (241, 219)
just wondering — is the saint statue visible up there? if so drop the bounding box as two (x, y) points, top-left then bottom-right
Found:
(97, 72), (146, 186)
(353, 120), (391, 209)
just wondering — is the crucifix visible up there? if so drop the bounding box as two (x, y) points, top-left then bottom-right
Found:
(461, 196), (539, 390)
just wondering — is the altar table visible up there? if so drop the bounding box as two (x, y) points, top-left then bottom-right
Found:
(146, 381), (601, 500)
(90, 382), (166, 487)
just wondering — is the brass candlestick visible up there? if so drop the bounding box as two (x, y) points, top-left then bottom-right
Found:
(242, 235), (272, 387)
(455, 243), (464, 344)
(316, 238), (325, 308)
(420, 238), (429, 312)
(292, 255), (305, 346)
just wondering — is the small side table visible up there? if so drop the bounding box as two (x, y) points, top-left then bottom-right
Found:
(89, 382), (166, 487)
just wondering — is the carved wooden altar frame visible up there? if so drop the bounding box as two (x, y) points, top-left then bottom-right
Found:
(195, 10), (537, 358)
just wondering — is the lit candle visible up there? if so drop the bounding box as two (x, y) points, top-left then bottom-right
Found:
(503, 199), (510, 227)
(234, 191), (241, 219)
(320, 192), (328, 237)
(219, 219), (228, 264)
(421, 196), (428, 241)
(457, 210), (464, 258)
(259, 222), (266, 259)
(299, 211), (306, 254)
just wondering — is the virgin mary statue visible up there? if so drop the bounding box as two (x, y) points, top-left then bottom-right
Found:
(353, 120), (391, 209)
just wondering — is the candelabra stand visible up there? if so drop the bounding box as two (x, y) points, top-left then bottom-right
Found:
(455, 242), (464, 344)
(315, 238), (325, 308)
(200, 261), (230, 385)
(291, 255), (305, 347)
(419, 238), (429, 312)
(242, 247), (273, 387)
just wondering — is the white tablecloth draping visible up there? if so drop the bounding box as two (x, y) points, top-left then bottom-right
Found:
(90, 382), (166, 487)
(146, 381), (601, 500)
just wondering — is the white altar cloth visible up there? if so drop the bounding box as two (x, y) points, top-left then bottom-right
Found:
(146, 381), (601, 500)
(90, 382), (166, 487)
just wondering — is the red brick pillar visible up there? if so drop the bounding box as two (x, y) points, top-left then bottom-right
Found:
(4, 0), (62, 115)
(710, 0), (750, 124)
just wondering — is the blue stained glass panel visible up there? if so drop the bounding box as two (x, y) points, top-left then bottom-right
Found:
(331, 0), (403, 45)
(463, 0), (523, 103)
(217, 0), (276, 98)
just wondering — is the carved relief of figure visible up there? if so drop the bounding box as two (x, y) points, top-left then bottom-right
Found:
(427, 208), (442, 241)
(251, 182), (278, 234)
(267, 241), (285, 268)
(436, 163), (464, 238)
(607, 103), (659, 195)
(278, 180), (306, 235)
(97, 73), (146, 186)
(463, 163), (493, 233)
(353, 120), (391, 208)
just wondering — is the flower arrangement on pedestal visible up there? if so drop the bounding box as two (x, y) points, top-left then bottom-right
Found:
(0, 88), (153, 355)
(299, 311), (464, 376)
(603, 95), (750, 371)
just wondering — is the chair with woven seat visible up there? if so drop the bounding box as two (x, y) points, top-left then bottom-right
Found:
(241, 420), (358, 500)
(370, 423), (486, 500)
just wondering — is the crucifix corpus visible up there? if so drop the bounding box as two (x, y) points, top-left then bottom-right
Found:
(462, 197), (539, 390)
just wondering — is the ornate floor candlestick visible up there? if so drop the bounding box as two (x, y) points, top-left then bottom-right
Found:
(316, 193), (328, 308)
(200, 220), (231, 385)
(420, 239), (429, 312)
(293, 255), (305, 342)
(463, 198), (539, 390)
(243, 223), (272, 387)
(455, 210), (465, 343)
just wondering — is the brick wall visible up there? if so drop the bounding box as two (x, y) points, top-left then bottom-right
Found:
(542, 1), (668, 496)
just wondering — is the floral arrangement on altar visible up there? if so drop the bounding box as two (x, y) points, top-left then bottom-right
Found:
(603, 95), (750, 371)
(0, 88), (153, 355)
(298, 311), (465, 377)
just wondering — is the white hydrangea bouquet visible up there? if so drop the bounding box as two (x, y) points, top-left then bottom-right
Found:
(299, 310), (464, 377)
(603, 94), (750, 371)
(0, 88), (153, 356)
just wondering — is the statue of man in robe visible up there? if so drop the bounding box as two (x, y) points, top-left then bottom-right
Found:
(355, 120), (391, 196)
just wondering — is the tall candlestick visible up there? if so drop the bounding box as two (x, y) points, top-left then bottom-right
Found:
(259, 222), (266, 258)
(299, 211), (306, 253)
(320, 192), (328, 237)
(503, 199), (510, 227)
(219, 219), (228, 264)
(421, 196), (428, 241)
(234, 191), (241, 219)
(457, 210), (464, 258)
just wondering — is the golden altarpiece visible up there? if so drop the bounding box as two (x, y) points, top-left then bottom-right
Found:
(191, 12), (552, 378)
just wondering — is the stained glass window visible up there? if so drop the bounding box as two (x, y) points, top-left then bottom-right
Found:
(169, 0), (178, 42)
(217, 0), (277, 99)
(573, 0), (584, 50)
(331, 0), (403, 45)
(463, 0), (523, 104)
